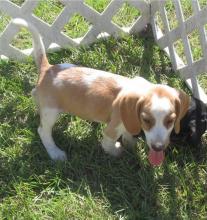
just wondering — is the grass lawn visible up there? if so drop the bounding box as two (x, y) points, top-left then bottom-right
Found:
(0, 0), (207, 219)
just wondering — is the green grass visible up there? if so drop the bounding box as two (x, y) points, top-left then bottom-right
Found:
(112, 2), (141, 28)
(33, 0), (64, 25)
(0, 12), (11, 33)
(0, 1), (207, 219)
(85, 0), (111, 13)
(62, 13), (92, 39)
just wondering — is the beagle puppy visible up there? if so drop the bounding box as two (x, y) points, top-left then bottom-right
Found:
(13, 18), (190, 166)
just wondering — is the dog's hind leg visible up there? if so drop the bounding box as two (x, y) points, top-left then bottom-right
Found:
(38, 108), (67, 161)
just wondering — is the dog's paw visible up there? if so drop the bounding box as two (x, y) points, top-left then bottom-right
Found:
(48, 148), (67, 161)
(102, 141), (123, 157)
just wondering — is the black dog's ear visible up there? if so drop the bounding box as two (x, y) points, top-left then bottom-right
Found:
(187, 98), (207, 146)
(188, 132), (202, 146)
(188, 118), (205, 146)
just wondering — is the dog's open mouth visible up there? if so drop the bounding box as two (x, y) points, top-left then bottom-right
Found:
(148, 149), (165, 166)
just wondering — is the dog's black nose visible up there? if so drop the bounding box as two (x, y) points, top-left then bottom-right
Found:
(152, 144), (164, 152)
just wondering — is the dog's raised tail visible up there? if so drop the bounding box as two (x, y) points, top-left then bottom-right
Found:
(12, 18), (49, 71)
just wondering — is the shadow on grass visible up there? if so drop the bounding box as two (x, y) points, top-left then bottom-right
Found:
(0, 116), (156, 218)
(1, 112), (206, 219)
(1, 33), (206, 219)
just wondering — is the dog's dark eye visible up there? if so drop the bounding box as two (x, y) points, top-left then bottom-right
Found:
(143, 118), (151, 124)
(167, 119), (174, 125)
(165, 113), (176, 128)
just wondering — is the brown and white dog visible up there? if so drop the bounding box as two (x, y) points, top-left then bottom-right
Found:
(13, 18), (190, 166)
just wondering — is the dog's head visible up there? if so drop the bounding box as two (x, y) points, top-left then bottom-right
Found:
(119, 85), (190, 165)
(171, 97), (207, 146)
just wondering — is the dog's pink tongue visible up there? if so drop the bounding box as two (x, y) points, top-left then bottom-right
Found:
(148, 149), (165, 166)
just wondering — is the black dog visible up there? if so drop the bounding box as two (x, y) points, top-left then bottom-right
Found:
(133, 97), (207, 146)
(170, 97), (207, 146)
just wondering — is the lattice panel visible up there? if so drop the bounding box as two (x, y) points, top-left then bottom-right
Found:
(0, 0), (207, 102)
(0, 0), (149, 60)
(151, 0), (207, 102)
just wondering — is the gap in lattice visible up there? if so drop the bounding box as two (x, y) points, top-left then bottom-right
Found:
(204, 24), (207, 38)
(154, 11), (165, 37)
(165, 0), (178, 30)
(84, 0), (111, 13)
(197, 73), (207, 93)
(61, 13), (92, 39)
(173, 38), (187, 66)
(0, 11), (11, 34)
(10, 0), (25, 7)
(188, 29), (203, 62)
(180, 0), (193, 21)
(198, 0), (207, 9)
(112, 2), (141, 28)
(10, 27), (32, 50)
(33, 0), (64, 25)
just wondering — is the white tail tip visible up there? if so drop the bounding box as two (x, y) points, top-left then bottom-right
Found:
(12, 18), (29, 28)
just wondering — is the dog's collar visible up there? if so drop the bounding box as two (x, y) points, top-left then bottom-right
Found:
(133, 130), (144, 138)
(58, 63), (77, 70)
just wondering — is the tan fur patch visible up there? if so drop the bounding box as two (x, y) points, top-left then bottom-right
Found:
(174, 90), (190, 133)
(118, 93), (143, 135)
(36, 66), (122, 123)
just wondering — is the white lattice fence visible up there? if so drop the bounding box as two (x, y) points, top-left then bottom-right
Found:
(151, 0), (207, 103)
(0, 0), (149, 59)
(0, 0), (207, 103)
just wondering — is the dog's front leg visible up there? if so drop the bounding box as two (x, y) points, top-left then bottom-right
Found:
(101, 122), (125, 157)
(122, 131), (137, 148)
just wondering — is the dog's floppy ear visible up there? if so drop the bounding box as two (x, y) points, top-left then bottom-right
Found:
(119, 93), (143, 135)
(174, 90), (190, 134)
